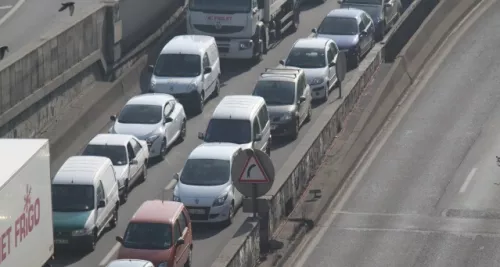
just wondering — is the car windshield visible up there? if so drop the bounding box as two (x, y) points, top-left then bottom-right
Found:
(123, 222), (172, 250)
(190, 0), (250, 13)
(253, 80), (296, 105)
(52, 185), (94, 212)
(154, 54), (201, 77)
(286, 48), (326, 69)
(318, 17), (358, 35)
(180, 159), (230, 186)
(204, 119), (251, 144)
(117, 104), (162, 124)
(82, 145), (128, 166)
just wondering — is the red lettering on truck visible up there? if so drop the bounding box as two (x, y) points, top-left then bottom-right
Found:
(0, 185), (41, 265)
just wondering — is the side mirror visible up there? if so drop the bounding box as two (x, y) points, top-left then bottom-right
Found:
(116, 236), (124, 244)
(173, 173), (179, 181)
(329, 61), (336, 67)
(176, 237), (185, 246)
(204, 67), (212, 74)
(164, 117), (173, 123)
(130, 159), (138, 165)
(198, 132), (205, 140)
(299, 96), (306, 103)
(254, 133), (262, 142)
(311, 28), (317, 34)
(148, 65), (154, 73)
(110, 115), (117, 121)
(98, 200), (106, 208)
(279, 59), (285, 65)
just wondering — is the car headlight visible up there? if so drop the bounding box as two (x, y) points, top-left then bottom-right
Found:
(213, 193), (228, 206)
(158, 263), (168, 267)
(72, 228), (91, 236)
(188, 83), (198, 92)
(280, 114), (293, 121)
(309, 78), (324, 86)
(173, 194), (181, 202)
(239, 40), (253, 50)
(146, 135), (159, 144)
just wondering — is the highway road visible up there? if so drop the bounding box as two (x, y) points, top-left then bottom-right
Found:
(288, 0), (500, 266)
(45, 0), (366, 266)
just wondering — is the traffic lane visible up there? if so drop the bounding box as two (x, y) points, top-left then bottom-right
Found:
(0, 0), (101, 57)
(299, 1), (500, 266)
(49, 0), (348, 266)
(0, 0), (16, 22)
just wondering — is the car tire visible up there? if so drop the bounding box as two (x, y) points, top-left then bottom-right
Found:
(323, 83), (329, 102)
(291, 118), (300, 140)
(224, 203), (235, 227)
(266, 140), (271, 156)
(377, 22), (386, 41)
(305, 104), (312, 122)
(351, 48), (361, 68)
(213, 79), (221, 97)
(120, 181), (129, 204)
(194, 92), (204, 114)
(159, 138), (167, 160)
(140, 165), (147, 182)
(109, 206), (118, 228)
(87, 229), (97, 252)
(180, 119), (187, 142)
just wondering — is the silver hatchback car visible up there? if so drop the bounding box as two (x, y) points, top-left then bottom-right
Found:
(252, 68), (312, 140)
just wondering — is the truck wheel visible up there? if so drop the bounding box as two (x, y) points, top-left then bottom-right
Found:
(289, 9), (300, 33)
(109, 206), (118, 228)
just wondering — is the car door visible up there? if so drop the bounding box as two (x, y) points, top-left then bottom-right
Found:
(257, 105), (271, 149)
(170, 100), (183, 137)
(327, 43), (337, 86)
(358, 19), (368, 54)
(126, 142), (139, 182)
(173, 219), (188, 267)
(163, 101), (176, 146)
(296, 75), (307, 122)
(96, 181), (107, 231)
(129, 138), (144, 181)
(252, 117), (264, 151)
(202, 53), (215, 96)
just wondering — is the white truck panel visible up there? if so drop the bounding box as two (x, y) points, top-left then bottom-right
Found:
(0, 139), (53, 267)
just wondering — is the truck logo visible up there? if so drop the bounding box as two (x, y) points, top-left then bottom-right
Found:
(215, 21), (222, 30)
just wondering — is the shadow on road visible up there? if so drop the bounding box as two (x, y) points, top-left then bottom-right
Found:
(192, 223), (225, 240)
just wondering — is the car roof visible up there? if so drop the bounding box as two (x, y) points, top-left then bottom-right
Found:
(88, 134), (134, 147)
(161, 35), (214, 55)
(189, 143), (241, 161)
(126, 93), (174, 107)
(107, 259), (153, 267)
(53, 156), (112, 185)
(327, 8), (364, 19)
(130, 200), (184, 224)
(259, 67), (302, 82)
(293, 37), (329, 49)
(212, 95), (265, 120)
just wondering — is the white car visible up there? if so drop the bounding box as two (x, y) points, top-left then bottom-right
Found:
(280, 37), (340, 101)
(109, 93), (187, 160)
(82, 134), (149, 203)
(172, 143), (243, 225)
(106, 259), (154, 267)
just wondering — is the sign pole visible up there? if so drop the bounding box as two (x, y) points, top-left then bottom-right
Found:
(252, 183), (258, 219)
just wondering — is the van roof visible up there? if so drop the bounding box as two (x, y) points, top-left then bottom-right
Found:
(212, 95), (265, 120)
(0, 139), (48, 187)
(130, 200), (184, 224)
(189, 143), (241, 161)
(161, 35), (215, 55)
(107, 259), (152, 267)
(53, 156), (113, 185)
(88, 134), (134, 147)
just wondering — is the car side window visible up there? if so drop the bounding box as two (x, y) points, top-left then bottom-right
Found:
(297, 77), (304, 97)
(363, 14), (371, 27)
(329, 43), (338, 56)
(164, 102), (173, 117)
(327, 48), (334, 63)
(203, 53), (210, 68)
(253, 118), (261, 138)
(258, 106), (269, 127)
(359, 20), (366, 32)
(97, 181), (105, 202)
(127, 143), (135, 160)
(130, 138), (142, 154)
(178, 212), (187, 233)
(173, 221), (182, 242)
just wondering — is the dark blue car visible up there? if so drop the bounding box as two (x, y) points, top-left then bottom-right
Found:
(312, 8), (375, 68)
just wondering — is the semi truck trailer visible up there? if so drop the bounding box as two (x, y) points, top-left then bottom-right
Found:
(186, 0), (301, 60)
(0, 139), (54, 267)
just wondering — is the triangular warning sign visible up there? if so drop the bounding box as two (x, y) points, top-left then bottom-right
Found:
(238, 155), (269, 183)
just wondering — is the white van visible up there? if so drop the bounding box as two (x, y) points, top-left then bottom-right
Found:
(149, 35), (221, 114)
(198, 95), (271, 155)
(52, 156), (120, 251)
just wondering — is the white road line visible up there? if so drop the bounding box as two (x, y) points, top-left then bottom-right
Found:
(99, 242), (120, 267)
(0, 5), (12, 9)
(165, 179), (177, 191)
(460, 167), (477, 193)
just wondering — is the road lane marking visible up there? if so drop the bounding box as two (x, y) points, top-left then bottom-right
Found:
(99, 242), (120, 267)
(0, 5), (12, 9)
(460, 167), (477, 193)
(165, 179), (177, 190)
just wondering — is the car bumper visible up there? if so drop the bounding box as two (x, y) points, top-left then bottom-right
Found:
(54, 232), (93, 248)
(309, 83), (328, 99)
(271, 121), (295, 137)
(185, 204), (232, 223)
(144, 137), (163, 158)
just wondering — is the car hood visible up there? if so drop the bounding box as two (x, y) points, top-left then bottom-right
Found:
(151, 76), (198, 94)
(175, 182), (230, 200)
(117, 246), (173, 265)
(302, 68), (328, 82)
(317, 34), (359, 50)
(268, 105), (296, 120)
(53, 211), (92, 230)
(113, 123), (160, 139)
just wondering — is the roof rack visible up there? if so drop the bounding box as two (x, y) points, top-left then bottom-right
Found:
(261, 68), (301, 78)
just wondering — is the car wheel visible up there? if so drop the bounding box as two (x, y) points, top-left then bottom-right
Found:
(266, 140), (271, 156)
(377, 22), (386, 41)
(87, 229), (97, 251)
(160, 138), (167, 160)
(351, 48), (360, 68)
(291, 118), (300, 140)
(140, 164), (147, 182)
(323, 83), (329, 102)
(305, 104), (312, 122)
(185, 248), (193, 267)
(224, 203), (235, 226)
(213, 79), (221, 97)
(120, 181), (129, 204)
(194, 92), (204, 114)
(180, 119), (187, 141)
(109, 206), (118, 228)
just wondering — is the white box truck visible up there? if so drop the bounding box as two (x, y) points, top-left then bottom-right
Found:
(0, 139), (54, 267)
(186, 0), (300, 60)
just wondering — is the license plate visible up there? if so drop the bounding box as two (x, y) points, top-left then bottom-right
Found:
(55, 239), (68, 244)
(189, 209), (206, 215)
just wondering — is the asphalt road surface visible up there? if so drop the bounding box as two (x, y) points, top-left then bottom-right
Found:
(290, 1), (500, 266)
(45, 0), (365, 266)
(0, 0), (15, 21)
